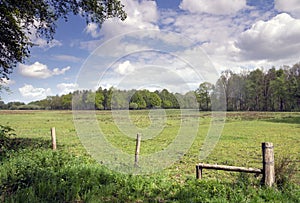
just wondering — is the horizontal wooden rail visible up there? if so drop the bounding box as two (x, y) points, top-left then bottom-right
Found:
(196, 163), (262, 179)
(196, 142), (275, 187)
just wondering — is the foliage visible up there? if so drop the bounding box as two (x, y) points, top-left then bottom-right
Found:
(275, 155), (298, 188)
(0, 0), (126, 79)
(215, 63), (300, 111)
(0, 149), (299, 202)
(196, 82), (213, 110)
(16, 104), (43, 110)
(19, 88), (191, 110)
(0, 124), (16, 155)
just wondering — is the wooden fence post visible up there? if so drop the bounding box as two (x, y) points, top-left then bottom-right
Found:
(196, 165), (202, 179)
(51, 127), (57, 150)
(134, 133), (141, 167)
(262, 142), (275, 186)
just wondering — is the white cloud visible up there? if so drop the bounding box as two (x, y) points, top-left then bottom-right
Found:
(24, 19), (62, 49)
(80, 37), (149, 56)
(85, 23), (100, 38)
(57, 83), (79, 95)
(114, 60), (135, 75)
(236, 13), (300, 61)
(33, 38), (62, 49)
(159, 7), (287, 73)
(275, 0), (300, 18)
(79, 40), (103, 52)
(19, 62), (70, 79)
(179, 0), (247, 15)
(0, 78), (15, 86)
(85, 0), (159, 39)
(53, 55), (82, 63)
(19, 84), (52, 100)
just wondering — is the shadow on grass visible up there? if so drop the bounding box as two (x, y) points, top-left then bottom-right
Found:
(1, 137), (64, 160)
(11, 137), (50, 148)
(264, 116), (300, 125)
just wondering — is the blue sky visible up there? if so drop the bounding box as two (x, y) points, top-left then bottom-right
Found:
(1, 0), (300, 103)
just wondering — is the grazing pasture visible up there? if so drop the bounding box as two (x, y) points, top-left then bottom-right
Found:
(0, 110), (299, 202)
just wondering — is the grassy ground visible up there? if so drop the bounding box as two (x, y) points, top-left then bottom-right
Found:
(0, 110), (299, 202)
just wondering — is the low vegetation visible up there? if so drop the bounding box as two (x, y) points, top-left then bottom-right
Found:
(0, 110), (299, 202)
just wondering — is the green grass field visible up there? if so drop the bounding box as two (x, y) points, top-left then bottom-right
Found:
(0, 110), (299, 202)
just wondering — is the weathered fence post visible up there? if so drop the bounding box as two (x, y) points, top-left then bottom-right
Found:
(196, 165), (202, 179)
(51, 127), (57, 150)
(262, 142), (275, 187)
(134, 133), (141, 167)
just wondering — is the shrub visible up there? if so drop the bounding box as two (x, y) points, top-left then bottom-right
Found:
(275, 155), (298, 188)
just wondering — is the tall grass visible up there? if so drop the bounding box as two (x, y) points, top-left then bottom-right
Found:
(1, 149), (299, 202)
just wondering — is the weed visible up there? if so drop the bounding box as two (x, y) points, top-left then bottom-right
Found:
(275, 155), (298, 188)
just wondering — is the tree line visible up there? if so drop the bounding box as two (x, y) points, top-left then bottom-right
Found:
(0, 88), (198, 110)
(1, 62), (299, 111)
(213, 63), (300, 111)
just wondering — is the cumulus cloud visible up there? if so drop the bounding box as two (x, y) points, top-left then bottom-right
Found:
(57, 83), (79, 95)
(85, 0), (159, 39)
(179, 0), (247, 15)
(57, 83), (78, 93)
(19, 84), (52, 100)
(19, 62), (70, 79)
(236, 13), (300, 61)
(115, 60), (135, 75)
(275, 0), (300, 18)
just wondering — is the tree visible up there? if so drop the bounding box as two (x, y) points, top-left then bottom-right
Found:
(270, 69), (287, 111)
(130, 91), (146, 109)
(103, 87), (113, 110)
(139, 90), (161, 108)
(61, 93), (72, 109)
(147, 92), (162, 108)
(0, 101), (7, 109)
(49, 95), (62, 109)
(95, 87), (104, 110)
(158, 89), (179, 109)
(196, 82), (213, 111)
(217, 70), (233, 110)
(111, 89), (129, 109)
(245, 69), (264, 111)
(7, 101), (25, 110)
(0, 0), (126, 79)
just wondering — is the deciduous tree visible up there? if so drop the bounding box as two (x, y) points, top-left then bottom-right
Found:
(0, 0), (126, 79)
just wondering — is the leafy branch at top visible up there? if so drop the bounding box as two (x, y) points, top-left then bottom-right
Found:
(0, 0), (127, 80)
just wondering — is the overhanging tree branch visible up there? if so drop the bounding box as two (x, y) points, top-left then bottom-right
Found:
(0, 0), (127, 80)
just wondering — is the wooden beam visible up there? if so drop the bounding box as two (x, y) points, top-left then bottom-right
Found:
(197, 163), (262, 174)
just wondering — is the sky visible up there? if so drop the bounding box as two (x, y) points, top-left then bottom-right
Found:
(1, 0), (300, 103)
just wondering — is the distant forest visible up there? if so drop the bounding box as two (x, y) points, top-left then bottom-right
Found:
(1, 62), (300, 111)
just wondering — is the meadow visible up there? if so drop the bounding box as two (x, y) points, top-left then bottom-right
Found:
(0, 110), (299, 202)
